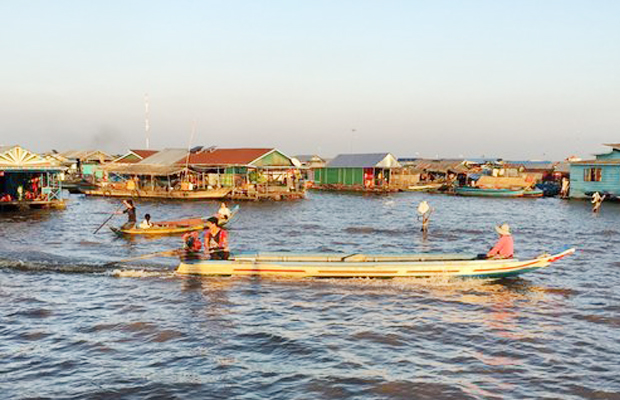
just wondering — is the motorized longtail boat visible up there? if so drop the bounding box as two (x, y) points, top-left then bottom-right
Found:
(111, 205), (239, 236)
(175, 248), (575, 279)
(455, 187), (525, 197)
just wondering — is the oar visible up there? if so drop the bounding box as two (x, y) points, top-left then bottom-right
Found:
(104, 248), (182, 267)
(94, 204), (123, 234)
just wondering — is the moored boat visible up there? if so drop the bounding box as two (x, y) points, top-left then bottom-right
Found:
(175, 248), (575, 279)
(404, 183), (443, 192)
(455, 187), (524, 197)
(522, 188), (544, 198)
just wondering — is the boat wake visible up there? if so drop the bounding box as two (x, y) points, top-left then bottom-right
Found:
(0, 257), (173, 276)
(108, 269), (174, 278)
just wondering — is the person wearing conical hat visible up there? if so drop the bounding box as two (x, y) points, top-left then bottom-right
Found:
(417, 201), (432, 233)
(486, 223), (514, 259)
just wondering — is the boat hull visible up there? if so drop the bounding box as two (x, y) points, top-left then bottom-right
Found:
(175, 249), (575, 279)
(84, 187), (232, 200)
(111, 224), (207, 236)
(455, 187), (524, 197)
(404, 183), (443, 192)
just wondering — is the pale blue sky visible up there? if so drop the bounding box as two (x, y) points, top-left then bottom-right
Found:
(0, 1), (618, 159)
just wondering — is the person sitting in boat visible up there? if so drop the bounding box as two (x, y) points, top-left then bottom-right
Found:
(204, 217), (230, 260)
(216, 202), (231, 223)
(485, 223), (514, 259)
(183, 231), (202, 253)
(139, 213), (153, 229)
(116, 199), (137, 230)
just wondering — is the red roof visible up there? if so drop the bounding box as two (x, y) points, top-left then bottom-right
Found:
(184, 148), (274, 166)
(131, 149), (158, 159)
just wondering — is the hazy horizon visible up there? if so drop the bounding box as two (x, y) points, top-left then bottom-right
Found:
(1, 1), (618, 161)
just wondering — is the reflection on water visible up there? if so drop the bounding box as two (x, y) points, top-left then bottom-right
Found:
(0, 192), (619, 398)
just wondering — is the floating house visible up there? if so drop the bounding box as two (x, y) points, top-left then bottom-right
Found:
(0, 146), (65, 210)
(58, 149), (114, 181)
(90, 148), (210, 199)
(293, 155), (327, 183)
(569, 144), (620, 199)
(313, 153), (401, 191)
(396, 158), (472, 188)
(185, 148), (304, 200)
(87, 147), (303, 201)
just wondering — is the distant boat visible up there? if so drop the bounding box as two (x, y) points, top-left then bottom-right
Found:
(404, 183), (443, 192)
(175, 248), (575, 279)
(455, 187), (524, 197)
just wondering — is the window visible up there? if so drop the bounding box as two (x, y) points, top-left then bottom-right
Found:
(584, 168), (602, 182)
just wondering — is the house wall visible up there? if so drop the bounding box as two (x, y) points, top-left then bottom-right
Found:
(315, 168), (364, 185)
(569, 163), (620, 198)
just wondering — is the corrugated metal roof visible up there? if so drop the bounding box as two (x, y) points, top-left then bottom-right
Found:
(131, 149), (158, 159)
(185, 148), (274, 166)
(113, 149), (160, 164)
(402, 159), (469, 173)
(103, 164), (186, 176)
(59, 150), (114, 162)
(570, 159), (620, 165)
(327, 153), (401, 168)
(138, 148), (188, 166)
(0, 145), (65, 171)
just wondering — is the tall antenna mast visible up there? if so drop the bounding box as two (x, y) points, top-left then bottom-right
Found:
(183, 119), (197, 181)
(144, 93), (150, 149)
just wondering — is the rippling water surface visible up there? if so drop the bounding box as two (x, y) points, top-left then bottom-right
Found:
(1, 192), (619, 399)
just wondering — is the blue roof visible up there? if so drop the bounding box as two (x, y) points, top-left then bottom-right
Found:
(327, 153), (399, 168)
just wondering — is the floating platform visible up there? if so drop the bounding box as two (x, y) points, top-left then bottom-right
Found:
(0, 200), (66, 211)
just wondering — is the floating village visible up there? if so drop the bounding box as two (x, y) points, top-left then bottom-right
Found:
(0, 142), (619, 211)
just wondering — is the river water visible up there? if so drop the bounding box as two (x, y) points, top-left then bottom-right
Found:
(1, 191), (618, 399)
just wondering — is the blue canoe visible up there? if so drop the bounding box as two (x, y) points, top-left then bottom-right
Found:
(455, 187), (524, 197)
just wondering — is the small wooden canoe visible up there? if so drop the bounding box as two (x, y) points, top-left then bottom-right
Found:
(176, 248), (575, 279)
(110, 205), (239, 236)
(455, 187), (524, 197)
(404, 183), (443, 192)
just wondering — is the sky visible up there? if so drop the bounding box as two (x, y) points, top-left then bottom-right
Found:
(0, 0), (618, 160)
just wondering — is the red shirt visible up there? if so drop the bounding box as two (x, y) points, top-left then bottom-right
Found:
(205, 228), (228, 252)
(487, 235), (514, 259)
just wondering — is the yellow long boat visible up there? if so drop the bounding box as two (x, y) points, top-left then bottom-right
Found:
(175, 248), (575, 279)
(111, 205), (239, 236)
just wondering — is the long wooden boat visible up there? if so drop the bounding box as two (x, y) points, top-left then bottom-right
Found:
(175, 248), (575, 279)
(455, 187), (524, 197)
(84, 187), (232, 200)
(110, 205), (239, 236)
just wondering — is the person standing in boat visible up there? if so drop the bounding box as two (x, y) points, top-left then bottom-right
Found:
(204, 217), (230, 260)
(484, 223), (514, 259)
(117, 199), (137, 230)
(216, 202), (231, 223)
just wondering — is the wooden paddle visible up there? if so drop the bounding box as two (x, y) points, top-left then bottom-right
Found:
(104, 248), (182, 267)
(94, 204), (123, 234)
